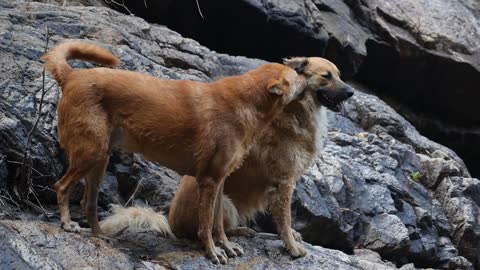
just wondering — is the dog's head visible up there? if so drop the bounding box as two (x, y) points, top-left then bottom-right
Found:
(284, 57), (354, 115)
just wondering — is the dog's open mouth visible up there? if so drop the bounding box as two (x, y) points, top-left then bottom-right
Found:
(336, 101), (347, 116)
(316, 90), (352, 116)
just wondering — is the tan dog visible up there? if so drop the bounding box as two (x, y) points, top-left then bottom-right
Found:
(42, 41), (304, 264)
(101, 57), (355, 259)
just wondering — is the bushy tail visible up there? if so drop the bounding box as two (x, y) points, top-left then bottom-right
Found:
(100, 205), (175, 239)
(223, 196), (241, 229)
(41, 40), (119, 85)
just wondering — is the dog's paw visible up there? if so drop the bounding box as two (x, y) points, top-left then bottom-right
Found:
(291, 229), (303, 242)
(230, 241), (244, 256)
(288, 242), (307, 258)
(206, 246), (228, 264)
(219, 240), (244, 257)
(61, 221), (83, 233)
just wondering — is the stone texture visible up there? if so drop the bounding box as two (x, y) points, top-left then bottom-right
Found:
(0, 219), (408, 270)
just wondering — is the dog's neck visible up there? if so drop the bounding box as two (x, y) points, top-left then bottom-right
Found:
(272, 90), (328, 152)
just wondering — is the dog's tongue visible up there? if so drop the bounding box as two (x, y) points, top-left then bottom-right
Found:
(337, 101), (347, 116)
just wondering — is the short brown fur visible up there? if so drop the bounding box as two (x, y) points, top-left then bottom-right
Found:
(42, 41), (302, 264)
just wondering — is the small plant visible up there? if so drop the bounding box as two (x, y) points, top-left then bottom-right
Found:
(409, 171), (423, 186)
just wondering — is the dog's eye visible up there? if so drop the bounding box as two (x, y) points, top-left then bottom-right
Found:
(322, 72), (332, 80)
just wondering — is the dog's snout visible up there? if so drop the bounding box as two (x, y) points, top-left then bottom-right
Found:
(334, 80), (355, 101)
(336, 86), (354, 102)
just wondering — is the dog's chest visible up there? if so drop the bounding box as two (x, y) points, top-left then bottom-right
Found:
(313, 106), (328, 153)
(292, 106), (327, 173)
(261, 106), (328, 180)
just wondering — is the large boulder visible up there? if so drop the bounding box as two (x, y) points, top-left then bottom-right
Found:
(0, 0), (478, 269)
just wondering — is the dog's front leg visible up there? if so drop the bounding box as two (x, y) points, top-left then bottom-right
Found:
(270, 181), (307, 258)
(198, 176), (228, 264)
(213, 182), (244, 258)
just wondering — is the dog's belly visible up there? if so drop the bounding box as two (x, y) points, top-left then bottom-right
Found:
(110, 128), (196, 176)
(143, 149), (196, 176)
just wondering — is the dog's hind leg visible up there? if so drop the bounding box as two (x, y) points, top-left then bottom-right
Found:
(56, 112), (110, 234)
(54, 166), (89, 233)
(84, 156), (109, 235)
(80, 179), (88, 212)
(270, 180), (306, 258)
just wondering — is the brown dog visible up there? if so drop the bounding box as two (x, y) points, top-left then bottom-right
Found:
(42, 41), (304, 264)
(168, 57), (354, 257)
(100, 57), (355, 260)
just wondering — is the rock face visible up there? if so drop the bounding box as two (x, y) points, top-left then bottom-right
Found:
(0, 0), (478, 269)
(108, 0), (480, 179)
(287, 90), (478, 268)
(0, 219), (415, 270)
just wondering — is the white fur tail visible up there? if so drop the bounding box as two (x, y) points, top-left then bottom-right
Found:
(223, 196), (240, 229)
(100, 205), (175, 239)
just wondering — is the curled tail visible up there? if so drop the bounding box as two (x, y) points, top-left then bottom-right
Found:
(100, 205), (175, 239)
(41, 40), (119, 85)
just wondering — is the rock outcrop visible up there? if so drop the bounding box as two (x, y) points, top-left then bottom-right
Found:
(1, 219), (420, 270)
(0, 0), (478, 269)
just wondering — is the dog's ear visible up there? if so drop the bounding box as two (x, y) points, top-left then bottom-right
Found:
(284, 57), (309, 74)
(267, 78), (284, 95)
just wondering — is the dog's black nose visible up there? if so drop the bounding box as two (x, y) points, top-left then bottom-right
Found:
(338, 86), (354, 101)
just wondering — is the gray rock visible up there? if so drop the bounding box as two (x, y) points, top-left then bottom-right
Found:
(0, 220), (149, 269)
(436, 176), (480, 266)
(0, 219), (407, 270)
(363, 214), (409, 257)
(287, 91), (477, 268)
(419, 154), (463, 189)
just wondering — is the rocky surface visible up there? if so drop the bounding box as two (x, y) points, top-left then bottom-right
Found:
(1, 219), (419, 270)
(287, 90), (478, 269)
(108, 0), (480, 179)
(0, 0), (479, 269)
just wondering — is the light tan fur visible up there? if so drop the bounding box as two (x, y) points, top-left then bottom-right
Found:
(103, 57), (355, 259)
(43, 40), (304, 264)
(99, 205), (174, 238)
